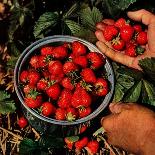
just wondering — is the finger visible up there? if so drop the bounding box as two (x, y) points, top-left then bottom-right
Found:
(96, 22), (107, 31)
(102, 19), (115, 25)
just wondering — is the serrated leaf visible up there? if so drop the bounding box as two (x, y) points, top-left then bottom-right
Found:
(123, 80), (142, 102)
(80, 7), (103, 31)
(66, 136), (79, 142)
(33, 12), (59, 38)
(113, 83), (124, 102)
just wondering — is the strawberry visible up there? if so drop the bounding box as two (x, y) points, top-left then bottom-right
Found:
(87, 52), (105, 69)
(136, 31), (147, 45)
(50, 73), (64, 83)
(126, 39), (136, 48)
(52, 46), (68, 59)
(20, 70), (29, 83)
(72, 41), (87, 56)
(74, 56), (88, 68)
(63, 62), (78, 75)
(114, 18), (126, 29)
(55, 108), (67, 120)
(42, 70), (50, 78)
(41, 46), (53, 55)
(37, 79), (48, 90)
(23, 84), (35, 94)
(112, 39), (125, 51)
(28, 70), (40, 86)
(64, 137), (74, 150)
(75, 137), (89, 150)
(103, 25), (118, 41)
(66, 107), (78, 121)
(120, 25), (134, 42)
(133, 24), (142, 33)
(86, 140), (99, 154)
(39, 55), (52, 68)
(61, 77), (74, 90)
(79, 125), (87, 134)
(41, 102), (56, 116)
(58, 89), (72, 108)
(78, 107), (91, 118)
(46, 83), (61, 100)
(48, 60), (63, 75)
(80, 68), (96, 83)
(29, 55), (40, 69)
(95, 78), (108, 96)
(18, 117), (28, 128)
(71, 87), (92, 108)
(125, 45), (137, 57)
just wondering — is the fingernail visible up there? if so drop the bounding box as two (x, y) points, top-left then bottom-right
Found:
(109, 102), (116, 108)
(100, 117), (105, 125)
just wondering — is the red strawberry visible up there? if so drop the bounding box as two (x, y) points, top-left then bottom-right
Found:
(41, 102), (56, 116)
(74, 56), (88, 68)
(81, 68), (96, 83)
(42, 70), (50, 78)
(55, 108), (67, 120)
(68, 53), (76, 61)
(61, 77), (74, 90)
(112, 39), (125, 51)
(87, 52), (105, 69)
(39, 55), (52, 68)
(23, 84), (35, 94)
(72, 41), (87, 56)
(41, 46), (53, 55)
(120, 25), (134, 42)
(46, 83), (61, 100)
(133, 24), (142, 33)
(28, 70), (40, 86)
(37, 79), (48, 90)
(50, 73), (64, 83)
(66, 107), (78, 121)
(58, 89), (72, 108)
(95, 78), (108, 96)
(78, 107), (91, 118)
(52, 46), (68, 59)
(79, 125), (87, 134)
(71, 87), (92, 108)
(18, 117), (28, 128)
(114, 18), (126, 29)
(63, 42), (71, 48)
(20, 70), (29, 83)
(126, 39), (136, 48)
(63, 62), (78, 75)
(125, 45), (137, 57)
(86, 140), (99, 154)
(29, 55), (40, 69)
(75, 137), (89, 150)
(48, 60), (63, 75)
(136, 31), (147, 45)
(64, 138), (74, 150)
(103, 25), (118, 41)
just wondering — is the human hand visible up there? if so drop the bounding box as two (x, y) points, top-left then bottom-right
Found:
(101, 103), (155, 155)
(95, 9), (155, 70)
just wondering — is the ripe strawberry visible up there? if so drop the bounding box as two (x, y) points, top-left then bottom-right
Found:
(46, 83), (61, 100)
(66, 107), (78, 121)
(63, 62), (78, 75)
(52, 46), (68, 59)
(87, 52), (105, 69)
(48, 60), (63, 75)
(126, 39), (136, 48)
(58, 89), (72, 108)
(75, 137), (89, 150)
(79, 125), (87, 134)
(133, 24), (142, 33)
(78, 107), (91, 118)
(23, 84), (35, 94)
(39, 55), (52, 68)
(71, 87), (92, 108)
(95, 78), (108, 96)
(68, 53), (75, 61)
(64, 138), (74, 150)
(81, 68), (96, 83)
(86, 140), (99, 154)
(41, 102), (56, 116)
(112, 39), (125, 51)
(72, 41), (87, 56)
(74, 56), (88, 68)
(103, 25), (118, 41)
(41, 46), (53, 55)
(18, 117), (28, 128)
(37, 79), (48, 90)
(120, 25), (134, 42)
(50, 73), (64, 83)
(29, 55), (40, 69)
(136, 31), (147, 45)
(28, 70), (40, 86)
(61, 77), (74, 90)
(114, 18), (126, 29)
(42, 70), (50, 78)
(20, 70), (29, 83)
(55, 108), (67, 120)
(125, 45), (137, 57)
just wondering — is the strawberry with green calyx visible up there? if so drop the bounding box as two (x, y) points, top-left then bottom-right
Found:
(78, 107), (92, 118)
(51, 46), (68, 59)
(41, 46), (54, 56)
(80, 80), (93, 92)
(112, 37), (125, 51)
(55, 108), (67, 120)
(65, 136), (79, 150)
(37, 78), (48, 91)
(79, 124), (87, 134)
(20, 70), (29, 83)
(136, 31), (147, 45)
(50, 73), (64, 84)
(61, 77), (75, 90)
(74, 56), (88, 68)
(23, 84), (35, 94)
(66, 107), (78, 121)
(38, 55), (53, 68)
(114, 18), (127, 29)
(18, 117), (28, 128)
(75, 137), (89, 150)
(28, 70), (40, 86)
(86, 140), (99, 154)
(63, 61), (78, 75)
(133, 24), (142, 33)
(29, 55), (40, 69)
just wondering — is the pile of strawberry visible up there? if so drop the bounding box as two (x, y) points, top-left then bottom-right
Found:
(102, 18), (148, 57)
(19, 41), (109, 121)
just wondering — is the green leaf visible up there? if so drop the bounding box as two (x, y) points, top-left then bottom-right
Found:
(65, 136), (79, 142)
(33, 12), (59, 38)
(80, 7), (103, 31)
(113, 83), (124, 102)
(123, 80), (142, 102)
(0, 91), (16, 114)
